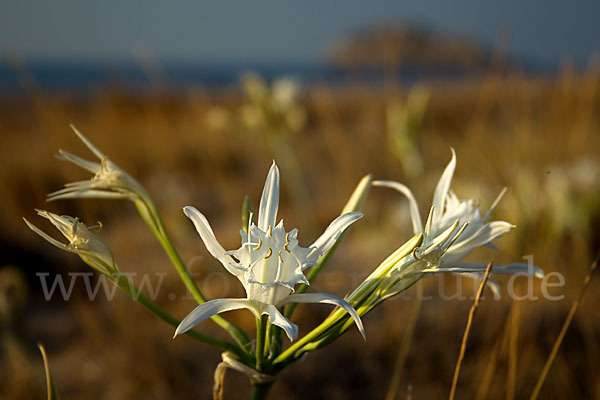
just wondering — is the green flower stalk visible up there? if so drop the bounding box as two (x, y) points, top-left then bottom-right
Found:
(24, 210), (247, 360)
(27, 128), (546, 400)
(46, 126), (249, 348)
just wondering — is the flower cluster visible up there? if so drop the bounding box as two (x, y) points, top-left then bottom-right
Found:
(24, 127), (545, 400)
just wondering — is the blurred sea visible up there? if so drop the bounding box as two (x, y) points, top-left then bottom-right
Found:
(0, 59), (549, 93)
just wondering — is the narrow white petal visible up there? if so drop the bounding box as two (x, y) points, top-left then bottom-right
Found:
(265, 305), (298, 341)
(483, 187), (507, 221)
(183, 206), (227, 261)
(449, 262), (544, 278)
(490, 262), (544, 278)
(258, 161), (280, 232)
(432, 148), (456, 223)
(307, 212), (363, 262)
(23, 218), (70, 251)
(174, 298), (258, 337)
(70, 124), (106, 160)
(57, 150), (100, 174)
(281, 293), (366, 339)
(373, 180), (423, 234)
(495, 263), (544, 278)
(48, 189), (127, 201)
(450, 221), (514, 255)
(485, 242), (500, 251)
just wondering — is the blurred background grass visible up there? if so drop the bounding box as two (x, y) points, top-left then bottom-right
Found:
(1, 3), (600, 399)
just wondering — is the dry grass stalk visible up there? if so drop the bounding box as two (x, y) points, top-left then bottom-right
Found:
(506, 299), (521, 400)
(385, 296), (423, 400)
(449, 262), (494, 400)
(529, 253), (599, 400)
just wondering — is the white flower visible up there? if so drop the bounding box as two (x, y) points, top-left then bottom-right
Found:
(24, 209), (117, 276)
(240, 73), (306, 137)
(271, 77), (301, 112)
(47, 125), (149, 202)
(374, 149), (543, 290)
(175, 162), (365, 341)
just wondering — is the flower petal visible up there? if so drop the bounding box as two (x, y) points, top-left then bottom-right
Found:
(432, 148), (456, 224)
(494, 263), (545, 278)
(281, 293), (366, 339)
(70, 124), (106, 160)
(23, 218), (70, 251)
(307, 212), (363, 263)
(183, 206), (231, 265)
(258, 161), (280, 232)
(483, 187), (507, 221)
(56, 149), (100, 174)
(48, 187), (127, 201)
(174, 298), (259, 337)
(457, 272), (502, 300)
(449, 221), (514, 259)
(265, 304), (298, 341)
(451, 262), (544, 278)
(373, 180), (423, 234)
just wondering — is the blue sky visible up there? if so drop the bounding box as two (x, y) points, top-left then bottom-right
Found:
(1, 0), (599, 66)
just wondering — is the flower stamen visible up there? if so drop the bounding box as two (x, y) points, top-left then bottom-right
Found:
(253, 238), (263, 251)
(88, 221), (103, 231)
(284, 232), (291, 253)
(265, 248), (273, 259)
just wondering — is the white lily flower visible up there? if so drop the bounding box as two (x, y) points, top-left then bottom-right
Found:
(24, 209), (117, 276)
(374, 149), (543, 294)
(47, 125), (149, 202)
(175, 162), (365, 341)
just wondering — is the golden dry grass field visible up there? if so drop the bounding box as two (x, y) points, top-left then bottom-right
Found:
(1, 66), (599, 399)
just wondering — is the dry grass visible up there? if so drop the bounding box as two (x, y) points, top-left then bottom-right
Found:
(1, 65), (599, 399)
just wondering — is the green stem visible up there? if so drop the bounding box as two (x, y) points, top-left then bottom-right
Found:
(286, 301), (377, 363)
(255, 315), (269, 371)
(267, 321), (283, 361)
(250, 382), (273, 400)
(278, 275), (425, 367)
(274, 306), (349, 364)
(112, 273), (249, 362)
(134, 198), (251, 350)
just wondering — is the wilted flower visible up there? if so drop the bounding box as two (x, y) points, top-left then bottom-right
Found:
(175, 162), (365, 341)
(374, 150), (543, 292)
(47, 125), (150, 203)
(24, 209), (117, 276)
